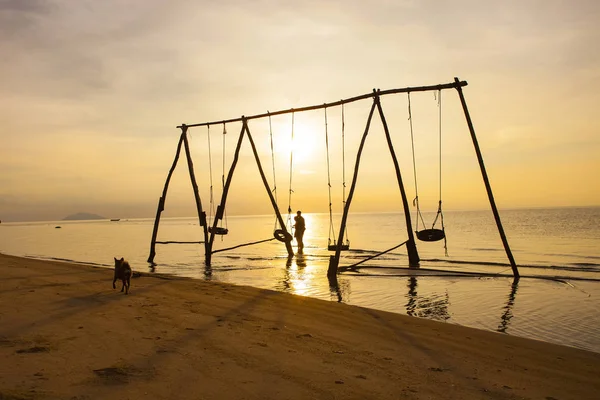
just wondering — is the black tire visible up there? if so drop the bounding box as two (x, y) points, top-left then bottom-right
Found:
(273, 229), (293, 242)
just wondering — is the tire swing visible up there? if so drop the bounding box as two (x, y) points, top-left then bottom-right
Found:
(408, 91), (448, 253)
(325, 105), (350, 251)
(207, 123), (229, 236)
(273, 229), (293, 243)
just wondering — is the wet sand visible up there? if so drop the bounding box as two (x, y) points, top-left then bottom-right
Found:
(1, 253), (599, 400)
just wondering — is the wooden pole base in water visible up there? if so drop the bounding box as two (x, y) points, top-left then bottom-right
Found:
(206, 118), (293, 264)
(182, 125), (210, 261)
(374, 91), (420, 267)
(327, 93), (422, 277)
(327, 101), (376, 278)
(148, 133), (185, 264)
(148, 125), (209, 264)
(206, 122), (246, 265)
(454, 77), (519, 279)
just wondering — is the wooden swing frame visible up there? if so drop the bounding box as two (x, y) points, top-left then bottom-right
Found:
(147, 77), (520, 279)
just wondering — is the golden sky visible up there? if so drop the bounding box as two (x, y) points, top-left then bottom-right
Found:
(1, 0), (599, 222)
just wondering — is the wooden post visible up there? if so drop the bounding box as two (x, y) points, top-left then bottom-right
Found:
(206, 120), (247, 265)
(244, 120), (294, 257)
(375, 91), (420, 267)
(147, 131), (185, 263)
(327, 100), (377, 278)
(454, 77), (519, 279)
(181, 124), (210, 260)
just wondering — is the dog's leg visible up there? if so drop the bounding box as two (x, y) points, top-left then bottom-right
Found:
(113, 270), (118, 289)
(125, 277), (130, 294)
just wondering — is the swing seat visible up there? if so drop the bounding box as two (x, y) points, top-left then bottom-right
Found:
(209, 226), (229, 235)
(328, 243), (350, 251)
(416, 229), (445, 242)
(273, 229), (293, 242)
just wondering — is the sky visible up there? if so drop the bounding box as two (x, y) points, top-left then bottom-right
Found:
(1, 0), (599, 222)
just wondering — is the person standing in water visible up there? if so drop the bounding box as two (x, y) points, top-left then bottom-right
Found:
(293, 210), (306, 252)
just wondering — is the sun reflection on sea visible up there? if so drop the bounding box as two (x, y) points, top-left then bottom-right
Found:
(282, 252), (315, 296)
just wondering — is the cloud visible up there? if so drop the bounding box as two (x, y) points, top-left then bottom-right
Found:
(1, 0), (599, 221)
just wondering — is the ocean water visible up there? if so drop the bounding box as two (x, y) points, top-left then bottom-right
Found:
(1, 207), (599, 353)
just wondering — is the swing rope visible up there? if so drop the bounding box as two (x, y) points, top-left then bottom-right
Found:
(324, 107), (337, 246)
(408, 90), (448, 251)
(434, 90), (448, 255)
(206, 124), (229, 236)
(268, 112), (279, 231)
(221, 123), (228, 231)
(324, 105), (350, 251)
(341, 103), (350, 246)
(408, 93), (426, 231)
(207, 125), (215, 226)
(286, 112), (295, 232)
(438, 90), (442, 205)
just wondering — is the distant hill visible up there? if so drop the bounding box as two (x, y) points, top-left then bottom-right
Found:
(62, 212), (107, 221)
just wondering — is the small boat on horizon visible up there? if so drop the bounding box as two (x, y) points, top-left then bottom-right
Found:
(110, 219), (120, 222)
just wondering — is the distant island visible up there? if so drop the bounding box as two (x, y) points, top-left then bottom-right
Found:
(62, 212), (107, 221)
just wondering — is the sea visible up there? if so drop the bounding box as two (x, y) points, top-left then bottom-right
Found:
(1, 207), (599, 353)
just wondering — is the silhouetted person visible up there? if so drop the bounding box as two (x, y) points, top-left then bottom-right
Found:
(293, 210), (305, 252)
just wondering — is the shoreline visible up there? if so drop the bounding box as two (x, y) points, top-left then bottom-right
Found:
(1, 253), (599, 399)
(10, 251), (600, 354)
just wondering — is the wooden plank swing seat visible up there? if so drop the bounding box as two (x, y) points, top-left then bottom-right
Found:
(328, 243), (350, 251)
(208, 226), (229, 235)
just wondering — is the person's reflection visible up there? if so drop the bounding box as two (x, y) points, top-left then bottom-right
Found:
(280, 254), (307, 293)
(497, 278), (519, 333)
(296, 252), (306, 268)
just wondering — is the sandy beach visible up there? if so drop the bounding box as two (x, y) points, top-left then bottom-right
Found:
(1, 253), (599, 399)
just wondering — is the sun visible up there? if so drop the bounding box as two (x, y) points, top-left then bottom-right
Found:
(276, 120), (321, 165)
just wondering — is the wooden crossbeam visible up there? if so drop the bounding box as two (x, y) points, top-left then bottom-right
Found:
(180, 80), (468, 129)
